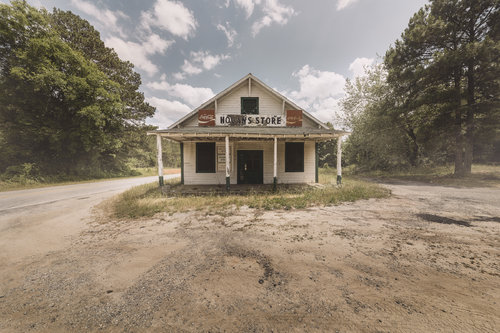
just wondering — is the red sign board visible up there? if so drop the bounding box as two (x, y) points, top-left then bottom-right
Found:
(286, 110), (302, 127)
(198, 109), (215, 126)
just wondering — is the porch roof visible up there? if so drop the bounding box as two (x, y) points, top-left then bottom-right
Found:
(147, 126), (348, 141)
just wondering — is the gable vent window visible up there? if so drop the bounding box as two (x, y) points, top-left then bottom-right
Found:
(241, 97), (259, 114)
(285, 142), (304, 172)
(196, 142), (215, 173)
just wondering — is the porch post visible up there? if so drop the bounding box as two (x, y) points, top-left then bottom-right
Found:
(156, 134), (164, 186)
(337, 137), (342, 185)
(273, 136), (277, 191)
(180, 142), (184, 185)
(225, 135), (230, 190)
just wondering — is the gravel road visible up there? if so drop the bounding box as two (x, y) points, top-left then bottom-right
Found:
(0, 175), (178, 265)
(0, 179), (499, 332)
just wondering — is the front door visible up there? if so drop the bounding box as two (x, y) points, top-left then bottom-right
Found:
(237, 150), (263, 184)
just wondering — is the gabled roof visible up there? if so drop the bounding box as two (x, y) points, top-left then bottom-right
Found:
(168, 73), (329, 130)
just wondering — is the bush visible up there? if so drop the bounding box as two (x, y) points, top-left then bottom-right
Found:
(1, 163), (42, 184)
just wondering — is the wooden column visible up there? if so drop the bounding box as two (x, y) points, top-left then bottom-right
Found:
(315, 142), (319, 183)
(273, 136), (277, 191)
(180, 142), (184, 185)
(156, 134), (164, 186)
(337, 137), (342, 185)
(225, 136), (230, 190)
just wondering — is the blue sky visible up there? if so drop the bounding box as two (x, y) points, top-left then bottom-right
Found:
(5, 0), (428, 128)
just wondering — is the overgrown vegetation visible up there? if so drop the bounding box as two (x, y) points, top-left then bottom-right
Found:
(0, 167), (181, 192)
(342, 0), (500, 175)
(0, 1), (171, 181)
(111, 168), (390, 218)
(355, 164), (500, 187)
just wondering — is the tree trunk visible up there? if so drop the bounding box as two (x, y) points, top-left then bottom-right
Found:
(464, 19), (476, 175)
(404, 120), (419, 167)
(453, 68), (465, 176)
(464, 60), (475, 175)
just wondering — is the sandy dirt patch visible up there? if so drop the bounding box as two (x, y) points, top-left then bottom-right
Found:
(0, 182), (499, 332)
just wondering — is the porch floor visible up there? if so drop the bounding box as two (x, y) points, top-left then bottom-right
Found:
(161, 183), (320, 196)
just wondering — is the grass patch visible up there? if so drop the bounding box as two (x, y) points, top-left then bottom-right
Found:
(133, 167), (181, 177)
(0, 168), (181, 192)
(111, 171), (390, 219)
(355, 164), (500, 187)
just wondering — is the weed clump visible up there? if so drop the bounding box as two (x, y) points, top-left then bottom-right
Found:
(111, 177), (390, 218)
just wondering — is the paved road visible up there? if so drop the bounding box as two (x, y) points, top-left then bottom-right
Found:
(0, 175), (179, 266)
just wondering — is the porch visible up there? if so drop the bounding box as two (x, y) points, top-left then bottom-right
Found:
(149, 127), (348, 189)
(160, 183), (323, 196)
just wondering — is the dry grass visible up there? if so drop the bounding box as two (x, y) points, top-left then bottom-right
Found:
(111, 169), (390, 218)
(358, 164), (500, 187)
(135, 167), (181, 176)
(0, 168), (180, 192)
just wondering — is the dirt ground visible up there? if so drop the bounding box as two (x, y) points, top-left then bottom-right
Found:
(1, 181), (499, 332)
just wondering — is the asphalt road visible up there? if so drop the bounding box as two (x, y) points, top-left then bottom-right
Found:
(0, 175), (179, 266)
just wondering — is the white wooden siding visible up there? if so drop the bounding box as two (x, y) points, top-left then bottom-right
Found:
(183, 139), (316, 184)
(302, 116), (318, 128)
(178, 81), (321, 129)
(277, 141), (315, 183)
(217, 81), (283, 117)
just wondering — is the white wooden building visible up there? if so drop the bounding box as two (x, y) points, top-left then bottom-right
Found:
(149, 74), (346, 189)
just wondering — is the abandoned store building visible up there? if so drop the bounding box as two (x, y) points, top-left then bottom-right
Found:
(149, 74), (346, 189)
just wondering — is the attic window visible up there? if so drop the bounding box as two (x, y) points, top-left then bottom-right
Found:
(241, 97), (259, 114)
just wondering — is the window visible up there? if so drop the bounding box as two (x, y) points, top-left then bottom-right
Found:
(285, 142), (304, 172)
(196, 142), (215, 173)
(241, 97), (259, 114)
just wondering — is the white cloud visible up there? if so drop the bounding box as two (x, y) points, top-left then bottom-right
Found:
(143, 34), (172, 54)
(311, 97), (343, 125)
(71, 0), (128, 37)
(290, 65), (345, 103)
(217, 22), (237, 47)
(180, 60), (203, 75)
(191, 51), (230, 70)
(146, 97), (192, 127)
(177, 51), (230, 78)
(232, 0), (295, 36)
(173, 72), (187, 80)
(105, 34), (173, 76)
(251, 0), (295, 36)
(336, 0), (359, 11)
(348, 57), (374, 78)
(234, 0), (259, 18)
(141, 0), (197, 39)
(146, 79), (214, 107)
(287, 65), (346, 124)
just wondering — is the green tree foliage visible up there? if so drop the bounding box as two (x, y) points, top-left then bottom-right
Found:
(0, 1), (155, 178)
(385, 0), (500, 174)
(344, 0), (500, 173)
(342, 64), (420, 170)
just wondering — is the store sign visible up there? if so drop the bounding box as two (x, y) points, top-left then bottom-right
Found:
(217, 114), (283, 127)
(286, 110), (302, 127)
(198, 109), (215, 126)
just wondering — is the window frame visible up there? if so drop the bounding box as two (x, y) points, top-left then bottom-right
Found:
(241, 97), (259, 115)
(285, 142), (304, 172)
(196, 142), (216, 173)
